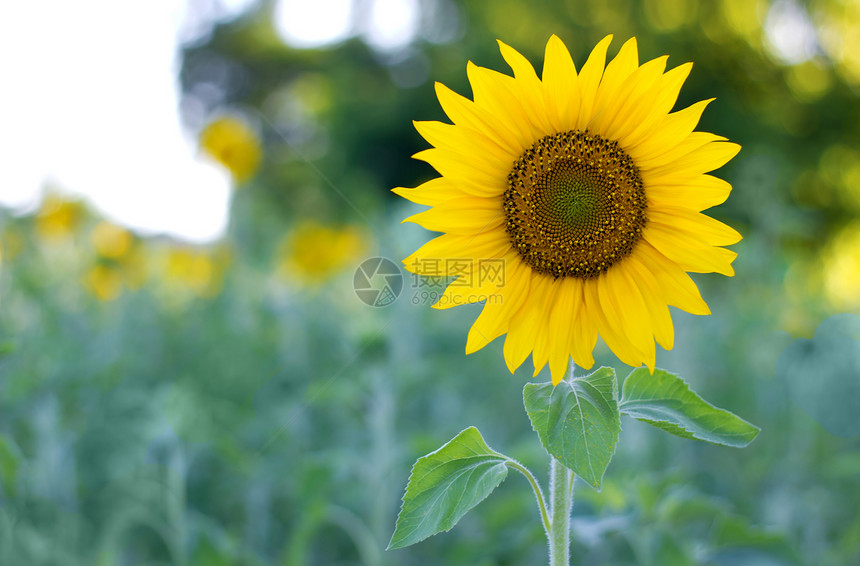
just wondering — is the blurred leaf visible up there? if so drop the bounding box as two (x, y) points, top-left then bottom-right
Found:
(656, 487), (731, 527)
(620, 368), (759, 448)
(190, 534), (232, 566)
(0, 435), (20, 496)
(648, 530), (696, 566)
(388, 427), (510, 549)
(523, 367), (620, 490)
(710, 515), (802, 565)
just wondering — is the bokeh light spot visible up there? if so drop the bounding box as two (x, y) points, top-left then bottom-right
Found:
(273, 0), (353, 48)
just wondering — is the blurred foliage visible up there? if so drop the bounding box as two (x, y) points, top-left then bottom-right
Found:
(2, 0), (860, 564)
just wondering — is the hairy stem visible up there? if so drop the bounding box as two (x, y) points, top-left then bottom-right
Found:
(506, 459), (551, 536)
(548, 457), (574, 566)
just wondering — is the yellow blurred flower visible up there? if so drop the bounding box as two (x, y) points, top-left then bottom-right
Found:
(36, 194), (85, 241)
(119, 246), (148, 291)
(90, 221), (149, 293)
(824, 222), (860, 309)
(90, 221), (133, 259)
(85, 264), (123, 302)
(199, 115), (262, 183)
(165, 247), (227, 298)
(280, 221), (368, 285)
(1, 227), (24, 262)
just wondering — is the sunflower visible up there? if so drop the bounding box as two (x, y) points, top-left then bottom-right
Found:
(395, 35), (742, 385)
(199, 115), (262, 183)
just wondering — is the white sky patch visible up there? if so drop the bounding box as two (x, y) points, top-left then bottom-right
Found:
(0, 0), (423, 242)
(363, 0), (419, 52)
(0, 0), (231, 243)
(273, 0), (353, 49)
(764, 0), (820, 65)
(218, 0), (257, 19)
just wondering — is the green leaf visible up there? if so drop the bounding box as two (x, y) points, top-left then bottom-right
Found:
(619, 368), (759, 448)
(523, 367), (621, 490)
(0, 435), (21, 496)
(388, 426), (509, 549)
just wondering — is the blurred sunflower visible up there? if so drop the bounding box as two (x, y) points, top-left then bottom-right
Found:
(36, 194), (86, 241)
(279, 221), (368, 285)
(199, 115), (262, 183)
(165, 247), (227, 298)
(1, 226), (23, 262)
(397, 35), (741, 384)
(85, 264), (123, 302)
(823, 221), (860, 309)
(84, 222), (147, 301)
(91, 221), (133, 259)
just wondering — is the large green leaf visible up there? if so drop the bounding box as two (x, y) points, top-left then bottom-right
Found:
(523, 367), (621, 490)
(620, 368), (759, 448)
(388, 427), (509, 549)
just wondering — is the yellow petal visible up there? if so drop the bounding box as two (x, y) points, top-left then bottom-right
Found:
(403, 232), (510, 275)
(541, 34), (579, 132)
(466, 303), (508, 352)
(435, 249), (517, 311)
(605, 265), (656, 369)
(434, 81), (524, 155)
(644, 223), (737, 275)
(649, 206), (743, 246)
(643, 139), (741, 183)
(594, 55), (667, 140)
(571, 287), (598, 370)
(465, 253), (530, 352)
(497, 40), (554, 136)
(547, 276), (582, 384)
(584, 278), (646, 367)
(640, 132), (727, 172)
(433, 270), (504, 310)
(467, 62), (538, 148)
(618, 62), (693, 149)
(635, 241), (712, 315)
(392, 177), (471, 206)
(403, 196), (503, 235)
(624, 256), (674, 350)
(413, 120), (516, 168)
(645, 174), (732, 211)
(503, 274), (553, 373)
(575, 35), (613, 130)
(412, 148), (506, 197)
(586, 37), (639, 130)
(626, 98), (714, 164)
(531, 278), (563, 377)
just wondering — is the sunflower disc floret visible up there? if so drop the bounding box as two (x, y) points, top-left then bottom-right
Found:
(505, 131), (647, 279)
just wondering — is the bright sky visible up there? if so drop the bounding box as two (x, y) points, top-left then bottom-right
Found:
(0, 0), (418, 243)
(1, 1), (235, 243)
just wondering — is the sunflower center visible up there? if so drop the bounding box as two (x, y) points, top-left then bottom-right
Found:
(504, 131), (647, 279)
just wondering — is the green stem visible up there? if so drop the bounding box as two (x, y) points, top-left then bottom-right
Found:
(506, 459), (551, 536)
(548, 457), (574, 566)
